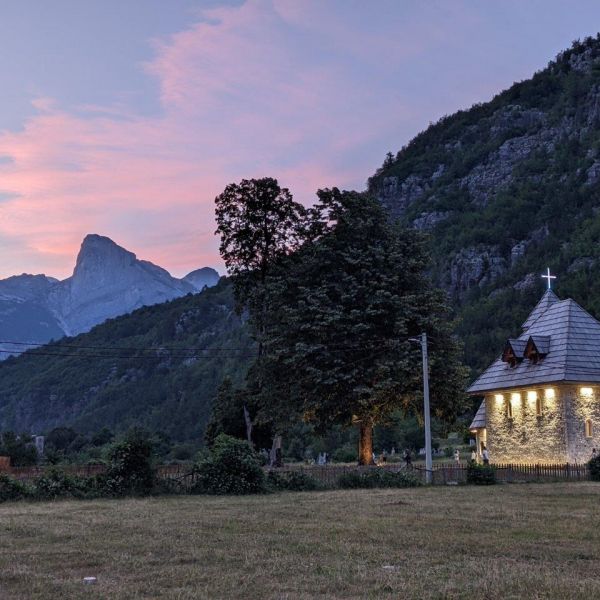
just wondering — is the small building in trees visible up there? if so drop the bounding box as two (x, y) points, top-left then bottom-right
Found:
(468, 282), (600, 464)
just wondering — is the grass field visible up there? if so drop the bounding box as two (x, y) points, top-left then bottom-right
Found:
(1, 484), (600, 599)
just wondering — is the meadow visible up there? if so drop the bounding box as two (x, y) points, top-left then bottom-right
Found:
(1, 484), (599, 599)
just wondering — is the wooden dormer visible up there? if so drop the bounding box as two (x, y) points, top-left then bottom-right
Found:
(501, 339), (527, 368)
(524, 335), (551, 364)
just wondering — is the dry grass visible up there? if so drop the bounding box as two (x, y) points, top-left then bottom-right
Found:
(1, 484), (600, 599)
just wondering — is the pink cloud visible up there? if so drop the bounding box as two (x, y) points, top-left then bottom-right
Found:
(0, 0), (475, 280)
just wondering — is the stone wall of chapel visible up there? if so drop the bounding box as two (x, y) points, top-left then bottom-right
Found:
(485, 388), (567, 464)
(564, 386), (600, 463)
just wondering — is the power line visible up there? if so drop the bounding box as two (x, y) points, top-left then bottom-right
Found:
(0, 340), (257, 353)
(0, 336), (420, 364)
(0, 349), (258, 361)
(0, 343), (406, 363)
(0, 338), (408, 355)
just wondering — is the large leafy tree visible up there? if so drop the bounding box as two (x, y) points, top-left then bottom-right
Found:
(215, 177), (308, 309)
(261, 189), (467, 464)
(213, 178), (308, 451)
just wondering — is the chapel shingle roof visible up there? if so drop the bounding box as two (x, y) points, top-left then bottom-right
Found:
(469, 400), (486, 430)
(522, 289), (559, 330)
(467, 289), (600, 394)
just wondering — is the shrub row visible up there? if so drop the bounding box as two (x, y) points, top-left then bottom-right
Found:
(25, 434), (600, 502)
(0, 430), (158, 503)
(0, 470), (105, 502)
(191, 435), (266, 495)
(337, 469), (421, 489)
(266, 470), (323, 492)
(589, 455), (600, 481)
(466, 463), (497, 485)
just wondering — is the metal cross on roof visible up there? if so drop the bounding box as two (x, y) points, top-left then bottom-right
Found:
(541, 267), (556, 290)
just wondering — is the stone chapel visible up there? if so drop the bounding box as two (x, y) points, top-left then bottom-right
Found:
(469, 281), (600, 464)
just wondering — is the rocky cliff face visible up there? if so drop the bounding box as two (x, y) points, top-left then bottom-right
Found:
(0, 274), (58, 302)
(183, 267), (221, 292)
(0, 275), (64, 358)
(0, 234), (220, 353)
(370, 37), (600, 305)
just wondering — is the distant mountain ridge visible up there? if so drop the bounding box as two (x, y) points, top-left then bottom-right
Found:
(0, 234), (219, 357)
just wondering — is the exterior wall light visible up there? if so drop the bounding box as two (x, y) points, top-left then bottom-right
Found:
(494, 394), (503, 403)
(580, 387), (594, 398)
(510, 392), (521, 403)
(527, 390), (537, 403)
(544, 388), (555, 400)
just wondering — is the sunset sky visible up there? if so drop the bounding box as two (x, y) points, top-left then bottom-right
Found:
(2, 0), (600, 280)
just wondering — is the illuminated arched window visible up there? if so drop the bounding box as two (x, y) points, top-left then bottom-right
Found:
(585, 419), (593, 438)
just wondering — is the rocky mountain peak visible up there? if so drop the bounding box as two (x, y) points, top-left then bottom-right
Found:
(0, 273), (58, 302)
(73, 234), (137, 280)
(183, 267), (220, 291)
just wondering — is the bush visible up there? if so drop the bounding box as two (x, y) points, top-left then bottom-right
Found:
(466, 462), (497, 485)
(193, 434), (266, 495)
(33, 469), (99, 500)
(170, 444), (195, 461)
(0, 473), (30, 502)
(332, 445), (357, 463)
(104, 430), (155, 496)
(589, 454), (600, 481)
(266, 470), (321, 492)
(337, 468), (421, 489)
(0, 432), (38, 466)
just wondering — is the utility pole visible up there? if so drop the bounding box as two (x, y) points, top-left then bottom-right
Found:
(420, 333), (433, 484)
(410, 332), (433, 483)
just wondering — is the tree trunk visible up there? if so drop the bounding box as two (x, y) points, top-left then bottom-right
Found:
(242, 404), (253, 448)
(269, 435), (283, 467)
(358, 421), (375, 465)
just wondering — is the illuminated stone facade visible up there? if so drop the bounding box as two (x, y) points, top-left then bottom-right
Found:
(564, 386), (600, 463)
(483, 385), (599, 464)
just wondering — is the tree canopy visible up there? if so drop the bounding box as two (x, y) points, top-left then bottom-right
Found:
(214, 177), (308, 308)
(261, 189), (468, 463)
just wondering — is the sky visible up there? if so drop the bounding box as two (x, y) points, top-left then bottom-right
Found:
(2, 1), (600, 280)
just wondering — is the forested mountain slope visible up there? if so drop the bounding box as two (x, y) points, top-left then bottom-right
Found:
(370, 36), (600, 374)
(0, 280), (252, 441)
